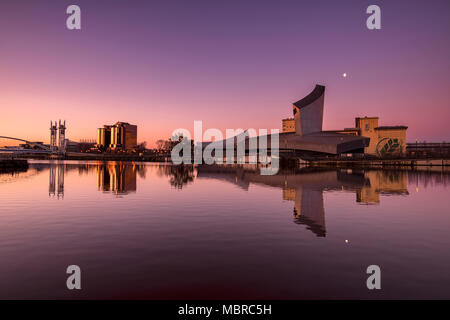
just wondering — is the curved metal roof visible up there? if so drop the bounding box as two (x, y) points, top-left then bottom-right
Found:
(293, 84), (325, 109)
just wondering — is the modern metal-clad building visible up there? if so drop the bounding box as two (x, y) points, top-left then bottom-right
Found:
(96, 122), (137, 151)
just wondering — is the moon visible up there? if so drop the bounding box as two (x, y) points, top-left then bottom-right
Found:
(342, 73), (347, 78)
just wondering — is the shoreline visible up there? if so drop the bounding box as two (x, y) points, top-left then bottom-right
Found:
(306, 158), (450, 168)
(0, 159), (29, 170)
(2, 155), (450, 170)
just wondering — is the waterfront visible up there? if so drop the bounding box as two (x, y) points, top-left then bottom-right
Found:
(0, 161), (449, 299)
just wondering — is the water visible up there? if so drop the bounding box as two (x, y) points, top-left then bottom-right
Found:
(0, 161), (449, 299)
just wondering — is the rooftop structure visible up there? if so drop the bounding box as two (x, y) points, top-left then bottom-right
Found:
(282, 118), (295, 133)
(292, 85), (325, 136)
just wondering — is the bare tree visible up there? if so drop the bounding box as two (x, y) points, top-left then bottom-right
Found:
(136, 141), (147, 153)
(156, 139), (165, 151)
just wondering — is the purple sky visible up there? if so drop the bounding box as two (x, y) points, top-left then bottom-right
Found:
(1, 0), (449, 145)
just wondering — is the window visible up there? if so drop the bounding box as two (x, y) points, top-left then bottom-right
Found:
(365, 124), (370, 130)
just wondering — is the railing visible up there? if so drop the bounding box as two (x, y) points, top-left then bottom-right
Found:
(407, 142), (450, 149)
(406, 142), (450, 158)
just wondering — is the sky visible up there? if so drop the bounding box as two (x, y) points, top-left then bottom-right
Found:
(0, 0), (449, 146)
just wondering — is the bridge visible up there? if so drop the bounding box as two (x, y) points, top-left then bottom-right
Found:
(0, 136), (51, 153)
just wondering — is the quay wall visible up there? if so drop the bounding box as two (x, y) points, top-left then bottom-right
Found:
(0, 159), (28, 170)
(307, 158), (450, 169)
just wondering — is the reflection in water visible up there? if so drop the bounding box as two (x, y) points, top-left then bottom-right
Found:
(161, 165), (195, 189)
(1, 161), (450, 299)
(45, 162), (148, 197)
(10, 162), (448, 238)
(44, 163), (198, 197)
(97, 163), (140, 195)
(409, 170), (450, 189)
(357, 170), (408, 204)
(48, 165), (64, 199)
(0, 166), (35, 183)
(44, 162), (196, 197)
(196, 166), (411, 237)
(290, 189), (326, 237)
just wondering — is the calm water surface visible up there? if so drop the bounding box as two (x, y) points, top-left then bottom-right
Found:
(0, 161), (449, 299)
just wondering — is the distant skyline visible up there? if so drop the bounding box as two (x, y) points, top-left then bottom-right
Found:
(1, 0), (449, 147)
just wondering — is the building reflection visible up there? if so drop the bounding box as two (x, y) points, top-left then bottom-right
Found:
(356, 170), (408, 204)
(39, 162), (447, 237)
(283, 186), (326, 237)
(45, 162), (194, 197)
(49, 164), (65, 199)
(196, 166), (410, 237)
(96, 163), (140, 195)
(46, 162), (147, 197)
(156, 165), (195, 189)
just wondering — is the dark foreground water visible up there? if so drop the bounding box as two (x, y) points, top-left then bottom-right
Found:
(0, 161), (449, 299)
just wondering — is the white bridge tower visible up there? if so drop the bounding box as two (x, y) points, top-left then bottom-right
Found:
(50, 120), (67, 153)
(49, 121), (57, 152)
(58, 120), (66, 153)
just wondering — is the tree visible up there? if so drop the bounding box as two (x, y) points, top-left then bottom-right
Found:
(136, 141), (147, 153)
(156, 133), (192, 154)
(156, 139), (165, 151)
